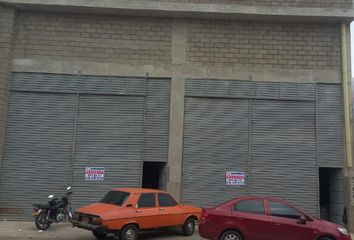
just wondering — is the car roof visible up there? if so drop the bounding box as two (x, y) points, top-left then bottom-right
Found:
(111, 188), (167, 194)
(235, 196), (286, 201)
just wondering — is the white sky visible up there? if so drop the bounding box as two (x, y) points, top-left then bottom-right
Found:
(351, 22), (354, 77)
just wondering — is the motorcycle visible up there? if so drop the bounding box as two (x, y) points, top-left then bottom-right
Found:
(32, 186), (73, 230)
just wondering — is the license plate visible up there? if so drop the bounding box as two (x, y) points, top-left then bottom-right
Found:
(82, 216), (89, 224)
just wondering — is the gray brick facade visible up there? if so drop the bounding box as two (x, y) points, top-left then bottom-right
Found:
(186, 20), (341, 70)
(14, 12), (172, 64)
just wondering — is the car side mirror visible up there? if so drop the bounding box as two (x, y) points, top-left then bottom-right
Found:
(297, 214), (306, 225)
(126, 204), (133, 208)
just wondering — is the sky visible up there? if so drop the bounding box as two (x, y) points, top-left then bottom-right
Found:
(351, 22), (354, 77)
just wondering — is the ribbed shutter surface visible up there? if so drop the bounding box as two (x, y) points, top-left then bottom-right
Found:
(250, 100), (318, 216)
(0, 92), (76, 220)
(70, 95), (144, 209)
(144, 80), (170, 162)
(317, 84), (343, 167)
(182, 98), (249, 207)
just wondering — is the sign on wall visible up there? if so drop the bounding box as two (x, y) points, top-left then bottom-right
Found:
(85, 167), (105, 181)
(226, 171), (246, 186)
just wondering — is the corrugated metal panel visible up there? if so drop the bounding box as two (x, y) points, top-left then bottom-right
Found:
(144, 79), (170, 162)
(182, 98), (249, 207)
(70, 95), (144, 209)
(206, 80), (230, 97)
(250, 100), (318, 216)
(280, 83), (298, 100)
(185, 79), (205, 97)
(317, 84), (343, 167)
(0, 92), (76, 220)
(255, 82), (280, 99)
(299, 83), (316, 101)
(329, 169), (344, 225)
(230, 81), (255, 98)
(11, 73), (146, 96)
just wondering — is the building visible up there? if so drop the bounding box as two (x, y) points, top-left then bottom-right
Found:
(0, 0), (353, 229)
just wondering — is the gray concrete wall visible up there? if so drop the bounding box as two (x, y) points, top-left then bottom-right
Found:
(1, 8), (345, 200)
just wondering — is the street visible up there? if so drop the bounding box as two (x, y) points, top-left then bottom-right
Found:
(0, 221), (204, 240)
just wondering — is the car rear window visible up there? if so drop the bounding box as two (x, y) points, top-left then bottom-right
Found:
(233, 200), (265, 215)
(158, 193), (178, 207)
(100, 191), (130, 206)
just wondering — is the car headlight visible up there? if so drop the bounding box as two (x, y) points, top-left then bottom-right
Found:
(338, 227), (349, 236)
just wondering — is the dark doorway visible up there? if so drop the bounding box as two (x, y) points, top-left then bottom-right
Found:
(319, 167), (344, 224)
(142, 162), (166, 189)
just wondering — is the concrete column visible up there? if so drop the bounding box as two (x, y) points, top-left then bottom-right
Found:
(0, 6), (15, 176)
(167, 19), (187, 201)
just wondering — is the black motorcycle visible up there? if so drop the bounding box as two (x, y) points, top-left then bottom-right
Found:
(32, 186), (73, 230)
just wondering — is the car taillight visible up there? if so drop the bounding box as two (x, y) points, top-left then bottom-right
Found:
(92, 216), (101, 224)
(200, 209), (210, 222)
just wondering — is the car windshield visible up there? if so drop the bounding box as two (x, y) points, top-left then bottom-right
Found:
(99, 191), (130, 206)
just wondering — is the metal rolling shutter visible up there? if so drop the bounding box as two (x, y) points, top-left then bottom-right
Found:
(0, 92), (76, 220)
(182, 98), (249, 207)
(317, 84), (343, 167)
(144, 79), (171, 162)
(250, 100), (318, 216)
(70, 95), (145, 208)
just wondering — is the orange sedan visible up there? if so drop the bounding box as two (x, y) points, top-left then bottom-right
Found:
(71, 188), (201, 240)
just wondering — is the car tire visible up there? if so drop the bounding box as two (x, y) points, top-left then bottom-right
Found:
(35, 212), (51, 231)
(182, 218), (196, 236)
(120, 224), (139, 240)
(220, 230), (243, 240)
(92, 230), (107, 240)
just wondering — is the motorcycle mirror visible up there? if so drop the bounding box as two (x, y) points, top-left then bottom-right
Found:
(48, 195), (54, 199)
(67, 186), (72, 191)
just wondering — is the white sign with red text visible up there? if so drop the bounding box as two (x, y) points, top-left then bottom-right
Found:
(85, 167), (105, 181)
(226, 171), (246, 186)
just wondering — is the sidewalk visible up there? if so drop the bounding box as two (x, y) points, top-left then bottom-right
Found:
(0, 221), (353, 240)
(0, 221), (203, 240)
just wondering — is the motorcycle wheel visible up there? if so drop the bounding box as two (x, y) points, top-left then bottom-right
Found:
(35, 212), (51, 230)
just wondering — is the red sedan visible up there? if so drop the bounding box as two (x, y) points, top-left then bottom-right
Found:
(199, 196), (351, 240)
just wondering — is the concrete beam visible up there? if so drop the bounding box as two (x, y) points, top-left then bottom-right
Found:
(12, 59), (342, 84)
(0, 0), (354, 22)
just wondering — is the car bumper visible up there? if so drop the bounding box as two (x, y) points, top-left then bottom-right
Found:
(71, 220), (108, 233)
(198, 221), (218, 240)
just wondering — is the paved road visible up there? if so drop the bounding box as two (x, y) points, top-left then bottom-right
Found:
(0, 221), (204, 240)
(1, 221), (353, 240)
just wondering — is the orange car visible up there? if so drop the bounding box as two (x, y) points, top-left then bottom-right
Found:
(71, 188), (201, 240)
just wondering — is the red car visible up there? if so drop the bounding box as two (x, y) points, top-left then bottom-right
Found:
(199, 196), (351, 240)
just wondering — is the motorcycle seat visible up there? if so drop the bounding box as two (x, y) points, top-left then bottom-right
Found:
(33, 204), (50, 209)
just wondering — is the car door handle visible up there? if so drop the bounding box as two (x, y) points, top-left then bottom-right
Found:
(159, 208), (164, 211)
(135, 210), (142, 213)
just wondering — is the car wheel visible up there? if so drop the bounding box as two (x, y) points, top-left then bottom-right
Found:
(35, 212), (51, 231)
(182, 218), (196, 236)
(92, 230), (107, 240)
(120, 224), (139, 240)
(220, 230), (243, 240)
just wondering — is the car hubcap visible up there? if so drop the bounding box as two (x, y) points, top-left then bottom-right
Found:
(187, 222), (194, 232)
(125, 229), (136, 240)
(225, 234), (239, 240)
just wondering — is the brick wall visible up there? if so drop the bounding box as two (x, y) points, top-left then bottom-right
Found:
(14, 12), (172, 64)
(187, 20), (341, 70)
(0, 6), (15, 168)
(143, 0), (353, 8)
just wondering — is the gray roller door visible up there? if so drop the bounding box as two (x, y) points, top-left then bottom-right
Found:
(182, 98), (249, 206)
(250, 100), (318, 216)
(317, 84), (343, 168)
(70, 95), (145, 208)
(183, 79), (343, 217)
(0, 92), (76, 220)
(0, 73), (170, 220)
